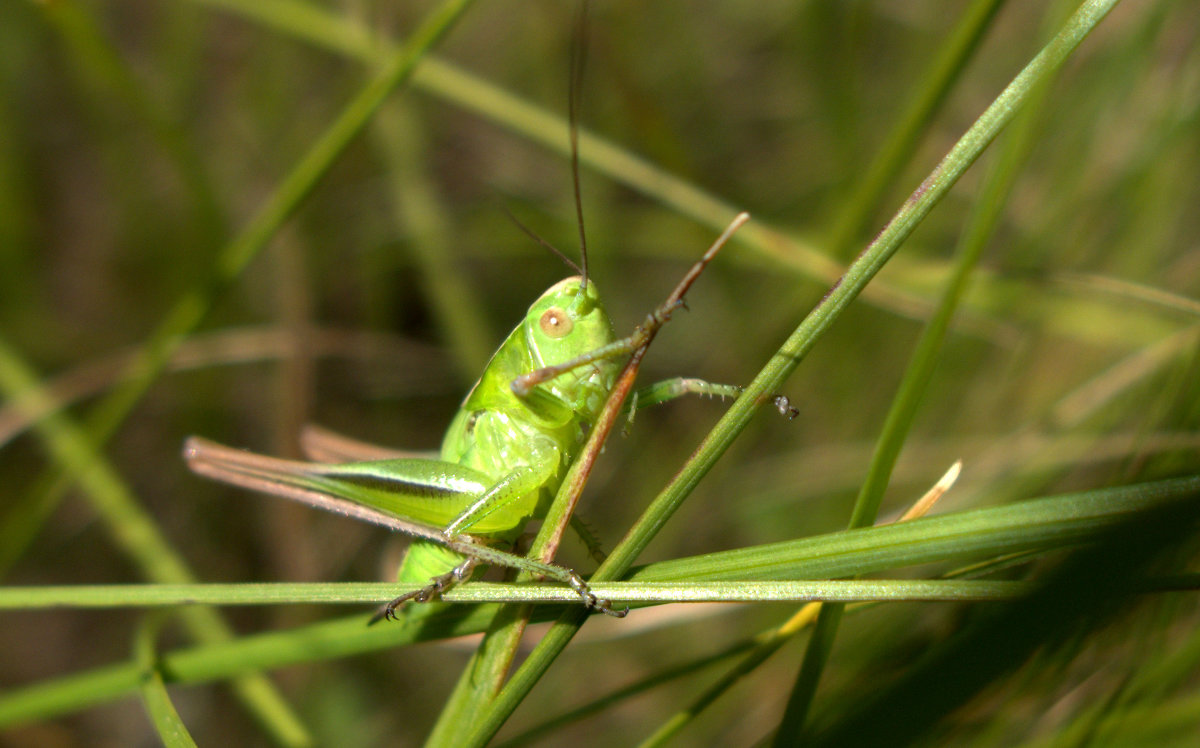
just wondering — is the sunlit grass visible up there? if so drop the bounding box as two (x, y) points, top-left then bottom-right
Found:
(1, 0), (1198, 745)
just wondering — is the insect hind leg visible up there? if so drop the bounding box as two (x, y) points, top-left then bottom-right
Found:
(369, 535), (626, 623)
(369, 556), (480, 625)
(565, 569), (627, 618)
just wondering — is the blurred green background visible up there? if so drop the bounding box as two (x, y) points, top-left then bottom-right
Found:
(2, 0), (1199, 745)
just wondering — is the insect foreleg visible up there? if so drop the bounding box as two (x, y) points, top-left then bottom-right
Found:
(510, 308), (670, 396)
(511, 212), (751, 397)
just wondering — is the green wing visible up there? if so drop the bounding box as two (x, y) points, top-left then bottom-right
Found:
(183, 437), (532, 533)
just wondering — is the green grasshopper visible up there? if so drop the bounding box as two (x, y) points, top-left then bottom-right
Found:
(184, 214), (760, 621)
(184, 3), (786, 622)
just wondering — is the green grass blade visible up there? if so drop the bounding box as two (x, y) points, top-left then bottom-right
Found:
(780, 9), (1062, 731)
(190, 0), (966, 329)
(633, 475), (1200, 583)
(461, 2), (1128, 741)
(134, 613), (200, 748)
(0, 605), (502, 729)
(10, 0), (481, 570)
(823, 0), (1009, 260)
(0, 580), (1040, 611)
(371, 101), (495, 378)
(32, 0), (226, 248)
(2, 475), (1193, 729)
(0, 334), (311, 747)
(0, 1), (479, 742)
(803, 485), (1200, 746)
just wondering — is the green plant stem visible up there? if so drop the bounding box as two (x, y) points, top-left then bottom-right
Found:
(7, 0), (479, 572)
(822, 0), (1008, 260)
(0, 580), (1034, 610)
(3, 474), (1194, 728)
(31, 0), (226, 248)
(496, 639), (761, 748)
(775, 8), (1060, 737)
(371, 100), (495, 379)
(462, 1), (1124, 743)
(806, 487), (1200, 746)
(0, 605), (500, 730)
(0, 0), (478, 742)
(191, 0), (975, 329)
(0, 333), (310, 747)
(134, 613), (199, 747)
(422, 603), (528, 747)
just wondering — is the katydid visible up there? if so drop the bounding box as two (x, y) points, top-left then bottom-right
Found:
(183, 214), (753, 621)
(183, 1), (783, 622)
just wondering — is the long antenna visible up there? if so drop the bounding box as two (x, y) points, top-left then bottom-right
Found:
(499, 202), (582, 276)
(568, 0), (590, 290)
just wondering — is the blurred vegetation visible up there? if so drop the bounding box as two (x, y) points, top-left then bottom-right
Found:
(1, 0), (1199, 745)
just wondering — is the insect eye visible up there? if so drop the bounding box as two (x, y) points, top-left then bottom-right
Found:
(539, 307), (573, 338)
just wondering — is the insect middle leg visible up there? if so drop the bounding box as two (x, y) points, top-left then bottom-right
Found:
(372, 548), (479, 624)
(625, 377), (799, 426)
